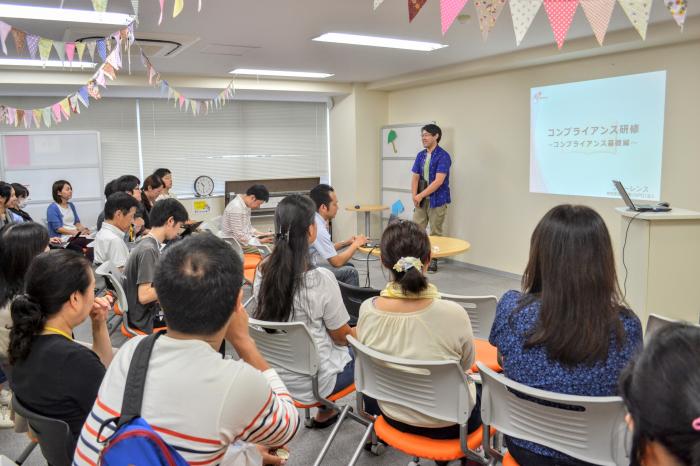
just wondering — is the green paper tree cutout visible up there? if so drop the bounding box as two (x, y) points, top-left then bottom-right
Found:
(387, 129), (398, 153)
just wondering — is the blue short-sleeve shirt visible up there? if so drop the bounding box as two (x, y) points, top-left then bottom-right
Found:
(309, 213), (337, 266)
(489, 290), (643, 461)
(411, 145), (452, 208)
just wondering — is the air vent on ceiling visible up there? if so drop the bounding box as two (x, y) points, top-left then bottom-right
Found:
(65, 29), (200, 58)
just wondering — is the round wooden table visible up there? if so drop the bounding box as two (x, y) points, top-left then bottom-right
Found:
(358, 235), (470, 258)
(346, 205), (389, 238)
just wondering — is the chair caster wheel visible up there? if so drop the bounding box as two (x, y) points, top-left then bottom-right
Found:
(408, 460), (420, 466)
(304, 418), (315, 428)
(370, 443), (385, 456)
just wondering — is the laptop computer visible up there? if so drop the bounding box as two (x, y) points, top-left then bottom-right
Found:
(612, 180), (671, 212)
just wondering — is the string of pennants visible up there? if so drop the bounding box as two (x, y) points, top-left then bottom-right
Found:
(85, 0), (202, 24)
(374, 0), (688, 48)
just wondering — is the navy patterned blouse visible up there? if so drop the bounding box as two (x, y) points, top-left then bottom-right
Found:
(488, 290), (643, 460)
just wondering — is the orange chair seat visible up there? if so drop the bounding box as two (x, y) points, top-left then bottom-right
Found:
(112, 301), (123, 316)
(293, 383), (356, 409)
(502, 452), (519, 466)
(373, 415), (486, 462)
(243, 253), (262, 270)
(121, 323), (167, 338)
(471, 339), (502, 373)
(243, 268), (256, 285)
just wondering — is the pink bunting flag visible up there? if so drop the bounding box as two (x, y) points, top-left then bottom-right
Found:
(65, 42), (76, 64)
(95, 70), (106, 87)
(580, 0), (616, 46)
(664, 0), (687, 29)
(6, 107), (15, 126)
(0, 21), (11, 55)
(158, 0), (165, 24)
(510, 0), (543, 46)
(51, 103), (62, 123)
(474, 0), (508, 41)
(543, 0), (579, 49)
(178, 94), (185, 109)
(440, 0), (469, 34)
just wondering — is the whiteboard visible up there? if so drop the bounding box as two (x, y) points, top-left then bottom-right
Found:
(381, 125), (425, 158)
(381, 190), (415, 221)
(0, 131), (103, 227)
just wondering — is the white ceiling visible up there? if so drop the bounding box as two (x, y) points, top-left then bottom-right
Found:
(1, 0), (697, 84)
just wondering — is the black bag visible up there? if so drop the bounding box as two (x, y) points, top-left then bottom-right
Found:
(417, 177), (429, 209)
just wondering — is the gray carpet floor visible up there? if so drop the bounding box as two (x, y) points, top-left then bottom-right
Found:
(0, 258), (519, 465)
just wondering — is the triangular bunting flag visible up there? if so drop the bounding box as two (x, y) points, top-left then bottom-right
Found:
(6, 107), (15, 126)
(65, 42), (76, 64)
(87, 41), (97, 61)
(51, 103), (62, 123)
(131, 0), (139, 17)
(184, 99), (190, 112)
(59, 99), (71, 119)
(474, 0), (508, 41)
(11, 29), (26, 56)
(69, 95), (81, 114)
(543, 0), (579, 48)
(16, 109), (24, 128)
(0, 21), (11, 55)
(27, 34), (39, 59)
(664, 0), (687, 29)
(42, 108), (52, 127)
(53, 41), (66, 63)
(178, 94), (185, 109)
(78, 86), (90, 106)
(198, 0), (202, 12)
(38, 38), (53, 65)
(510, 0), (543, 46)
(95, 70), (106, 87)
(103, 63), (116, 80)
(374, 0), (385, 8)
(409, 0), (428, 22)
(580, 0), (615, 45)
(441, 0), (470, 34)
(159, 0), (165, 24)
(174, 0), (184, 17)
(23, 111), (32, 129)
(96, 39), (107, 61)
(87, 81), (101, 99)
(618, 0), (652, 39)
(91, 0), (108, 12)
(32, 109), (41, 128)
(76, 42), (86, 62)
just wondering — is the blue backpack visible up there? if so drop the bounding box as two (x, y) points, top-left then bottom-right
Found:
(98, 333), (189, 465)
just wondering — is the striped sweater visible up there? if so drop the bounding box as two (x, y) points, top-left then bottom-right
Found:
(74, 335), (299, 465)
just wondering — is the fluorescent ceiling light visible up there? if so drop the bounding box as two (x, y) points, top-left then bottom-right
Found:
(0, 3), (134, 25)
(312, 33), (447, 52)
(0, 58), (97, 69)
(230, 69), (333, 79)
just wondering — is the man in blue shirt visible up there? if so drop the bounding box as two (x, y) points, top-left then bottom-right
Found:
(411, 124), (451, 272)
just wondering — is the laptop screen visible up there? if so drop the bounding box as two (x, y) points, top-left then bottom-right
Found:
(612, 180), (637, 210)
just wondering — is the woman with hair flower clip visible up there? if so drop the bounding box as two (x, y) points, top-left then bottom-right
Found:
(356, 220), (480, 439)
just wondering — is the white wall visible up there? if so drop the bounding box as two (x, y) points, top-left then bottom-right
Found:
(385, 40), (700, 275)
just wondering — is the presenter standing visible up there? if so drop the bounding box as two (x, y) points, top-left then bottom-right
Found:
(411, 124), (451, 272)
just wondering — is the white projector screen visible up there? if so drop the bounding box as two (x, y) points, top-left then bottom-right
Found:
(530, 71), (666, 200)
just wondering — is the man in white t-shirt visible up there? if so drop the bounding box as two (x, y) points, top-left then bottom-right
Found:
(93, 192), (139, 269)
(76, 233), (299, 466)
(222, 184), (274, 253)
(309, 184), (366, 286)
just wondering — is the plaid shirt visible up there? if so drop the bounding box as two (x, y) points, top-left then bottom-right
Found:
(411, 145), (452, 208)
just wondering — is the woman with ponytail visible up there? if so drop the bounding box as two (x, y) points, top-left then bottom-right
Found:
(9, 249), (113, 448)
(620, 323), (700, 466)
(356, 220), (480, 439)
(253, 194), (355, 428)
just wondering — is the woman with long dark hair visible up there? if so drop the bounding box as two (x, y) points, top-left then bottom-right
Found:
(489, 204), (643, 466)
(253, 194), (354, 427)
(9, 249), (113, 448)
(357, 220), (479, 439)
(153, 168), (173, 201)
(0, 182), (21, 228)
(140, 175), (164, 230)
(620, 323), (700, 466)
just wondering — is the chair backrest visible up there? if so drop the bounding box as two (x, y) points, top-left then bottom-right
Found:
(644, 313), (700, 344)
(348, 335), (472, 425)
(12, 397), (73, 466)
(248, 318), (320, 377)
(337, 282), (381, 326)
(218, 234), (245, 262)
(477, 362), (628, 466)
(201, 215), (222, 234)
(441, 294), (497, 340)
(95, 261), (128, 313)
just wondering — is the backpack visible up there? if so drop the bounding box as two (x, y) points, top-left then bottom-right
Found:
(97, 333), (189, 466)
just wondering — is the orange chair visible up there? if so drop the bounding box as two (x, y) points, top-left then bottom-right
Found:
(248, 319), (372, 466)
(348, 336), (488, 466)
(472, 339), (501, 373)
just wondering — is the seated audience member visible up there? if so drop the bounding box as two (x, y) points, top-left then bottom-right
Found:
(254, 195), (354, 428)
(0, 182), (21, 228)
(96, 179), (118, 231)
(8, 249), (113, 449)
(47, 180), (90, 238)
(153, 168), (174, 201)
(93, 193), (139, 269)
(357, 220), (480, 439)
(76, 233), (300, 465)
(0, 223), (50, 428)
(308, 184), (366, 286)
(140, 174), (164, 230)
(114, 174), (142, 201)
(124, 199), (188, 333)
(489, 205), (643, 466)
(9, 183), (32, 222)
(620, 323), (700, 466)
(222, 184), (273, 253)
